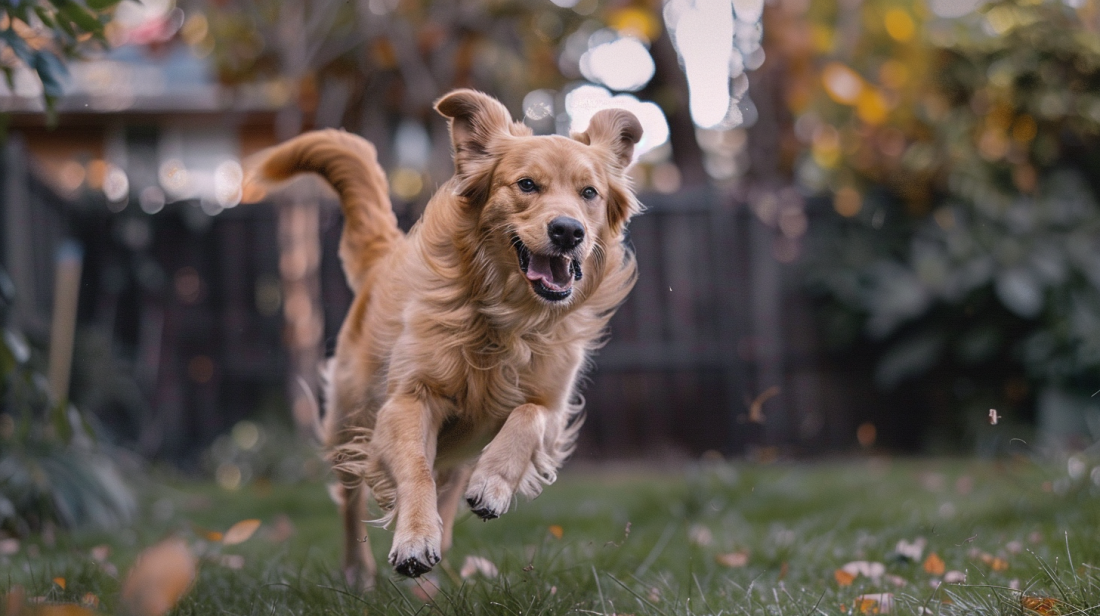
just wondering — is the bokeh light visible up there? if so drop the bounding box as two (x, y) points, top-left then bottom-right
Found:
(579, 36), (655, 92)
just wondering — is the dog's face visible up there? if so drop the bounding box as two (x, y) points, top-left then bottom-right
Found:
(436, 90), (642, 306)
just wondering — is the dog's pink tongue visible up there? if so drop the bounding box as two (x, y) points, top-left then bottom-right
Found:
(526, 254), (573, 291)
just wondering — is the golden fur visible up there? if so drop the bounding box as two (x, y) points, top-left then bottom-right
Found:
(250, 89), (643, 586)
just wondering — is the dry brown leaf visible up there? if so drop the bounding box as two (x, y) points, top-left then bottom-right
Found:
(943, 570), (966, 584)
(715, 551), (749, 568)
(894, 538), (925, 561)
(842, 561), (886, 580)
(835, 568), (857, 586)
(222, 519), (262, 546)
(855, 593), (894, 614)
(979, 552), (1008, 571)
(687, 524), (712, 547)
(923, 552), (945, 576)
(6, 585), (25, 615)
(459, 555), (498, 579)
(1020, 596), (1060, 614)
(121, 538), (197, 616)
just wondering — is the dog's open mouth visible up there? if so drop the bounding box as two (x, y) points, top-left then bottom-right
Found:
(514, 237), (582, 302)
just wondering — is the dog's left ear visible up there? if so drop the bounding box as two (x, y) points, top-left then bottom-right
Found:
(576, 109), (644, 234)
(436, 89), (528, 205)
(575, 108), (643, 169)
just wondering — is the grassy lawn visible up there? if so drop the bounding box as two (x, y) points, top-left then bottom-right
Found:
(4, 457), (1100, 615)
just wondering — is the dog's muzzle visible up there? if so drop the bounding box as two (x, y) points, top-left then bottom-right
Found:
(514, 237), (582, 302)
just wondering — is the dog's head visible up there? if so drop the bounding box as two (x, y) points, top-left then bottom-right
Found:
(435, 89), (642, 306)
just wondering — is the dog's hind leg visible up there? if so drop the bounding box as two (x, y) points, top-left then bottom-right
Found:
(339, 484), (378, 590)
(435, 464), (473, 556)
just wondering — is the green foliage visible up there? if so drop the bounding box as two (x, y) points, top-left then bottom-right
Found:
(802, 0), (1100, 399)
(0, 0), (122, 115)
(0, 268), (135, 536)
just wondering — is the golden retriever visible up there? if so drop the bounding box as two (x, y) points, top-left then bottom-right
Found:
(250, 89), (643, 586)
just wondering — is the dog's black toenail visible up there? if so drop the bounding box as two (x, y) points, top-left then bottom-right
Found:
(472, 506), (499, 520)
(395, 557), (432, 578)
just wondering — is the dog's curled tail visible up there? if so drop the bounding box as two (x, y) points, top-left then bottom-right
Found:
(250, 129), (401, 292)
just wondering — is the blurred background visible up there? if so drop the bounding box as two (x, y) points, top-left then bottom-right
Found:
(3, 0), (1100, 513)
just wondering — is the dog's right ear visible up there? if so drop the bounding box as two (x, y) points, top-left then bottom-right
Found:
(435, 89), (521, 205)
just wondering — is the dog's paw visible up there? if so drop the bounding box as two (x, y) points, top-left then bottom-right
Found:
(388, 533), (441, 578)
(464, 473), (512, 520)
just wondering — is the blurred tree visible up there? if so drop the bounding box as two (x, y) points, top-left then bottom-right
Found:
(0, 0), (122, 118)
(187, 0), (710, 194)
(792, 0), (1100, 438)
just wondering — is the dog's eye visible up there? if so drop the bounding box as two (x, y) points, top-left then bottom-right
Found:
(517, 178), (538, 193)
(581, 186), (598, 200)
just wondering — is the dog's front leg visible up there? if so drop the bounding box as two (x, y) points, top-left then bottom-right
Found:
(370, 394), (443, 577)
(465, 403), (556, 520)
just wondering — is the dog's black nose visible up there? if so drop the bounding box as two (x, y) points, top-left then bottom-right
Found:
(548, 217), (585, 250)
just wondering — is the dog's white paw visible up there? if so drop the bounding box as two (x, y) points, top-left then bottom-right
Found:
(388, 530), (441, 578)
(464, 472), (512, 520)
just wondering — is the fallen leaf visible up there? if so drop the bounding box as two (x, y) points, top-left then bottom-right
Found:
(222, 519), (262, 546)
(943, 570), (966, 584)
(979, 552), (1008, 571)
(687, 524), (712, 547)
(715, 551), (749, 568)
(1020, 595), (1059, 614)
(855, 593), (894, 614)
(52, 579), (65, 590)
(459, 555), (498, 579)
(835, 568), (857, 586)
(895, 538), (925, 561)
(6, 585), (25, 615)
(842, 561), (886, 581)
(121, 538), (197, 616)
(192, 524), (223, 543)
(548, 525), (564, 540)
(923, 553), (945, 576)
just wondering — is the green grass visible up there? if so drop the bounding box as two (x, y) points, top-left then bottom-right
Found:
(4, 457), (1100, 615)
